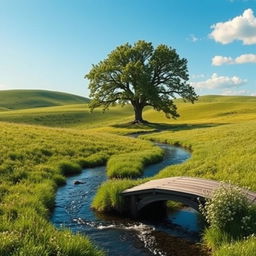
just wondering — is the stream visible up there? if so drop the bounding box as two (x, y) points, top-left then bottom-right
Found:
(51, 136), (209, 256)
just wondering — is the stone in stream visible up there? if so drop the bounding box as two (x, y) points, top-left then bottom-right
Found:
(73, 180), (85, 185)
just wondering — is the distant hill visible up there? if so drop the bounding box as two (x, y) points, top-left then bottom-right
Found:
(0, 90), (89, 110)
(0, 94), (255, 129)
(196, 95), (256, 103)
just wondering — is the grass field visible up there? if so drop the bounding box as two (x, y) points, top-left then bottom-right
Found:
(0, 121), (158, 256)
(0, 89), (89, 110)
(90, 95), (256, 256)
(0, 93), (255, 129)
(1, 90), (256, 256)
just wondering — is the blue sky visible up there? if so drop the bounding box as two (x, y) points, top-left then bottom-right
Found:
(0, 0), (256, 97)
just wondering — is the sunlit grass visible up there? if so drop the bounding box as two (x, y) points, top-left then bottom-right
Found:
(1, 94), (256, 255)
(0, 121), (157, 255)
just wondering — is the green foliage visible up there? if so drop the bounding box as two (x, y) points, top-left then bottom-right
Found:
(214, 236), (256, 256)
(200, 185), (256, 239)
(107, 147), (164, 178)
(203, 227), (230, 251)
(86, 40), (197, 122)
(0, 89), (88, 110)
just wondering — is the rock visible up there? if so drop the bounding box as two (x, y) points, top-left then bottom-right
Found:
(73, 180), (85, 185)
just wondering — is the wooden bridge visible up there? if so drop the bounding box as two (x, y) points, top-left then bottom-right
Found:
(121, 176), (256, 217)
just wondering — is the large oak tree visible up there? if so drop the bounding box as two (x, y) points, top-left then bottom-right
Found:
(85, 40), (198, 123)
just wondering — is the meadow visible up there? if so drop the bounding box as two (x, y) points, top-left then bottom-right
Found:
(1, 90), (256, 256)
(0, 89), (88, 110)
(91, 96), (256, 256)
(0, 121), (158, 256)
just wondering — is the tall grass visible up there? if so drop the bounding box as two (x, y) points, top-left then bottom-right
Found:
(139, 121), (256, 255)
(91, 179), (141, 212)
(0, 121), (157, 255)
(106, 147), (164, 178)
(92, 97), (256, 255)
(1, 95), (256, 255)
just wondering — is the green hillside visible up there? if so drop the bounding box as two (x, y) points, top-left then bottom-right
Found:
(0, 90), (89, 110)
(0, 95), (255, 128)
(0, 93), (256, 256)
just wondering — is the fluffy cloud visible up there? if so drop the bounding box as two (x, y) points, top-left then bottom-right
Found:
(212, 56), (234, 66)
(235, 53), (256, 63)
(212, 54), (256, 65)
(191, 73), (247, 89)
(210, 9), (256, 44)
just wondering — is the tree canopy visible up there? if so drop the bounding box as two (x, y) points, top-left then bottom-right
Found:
(85, 40), (198, 123)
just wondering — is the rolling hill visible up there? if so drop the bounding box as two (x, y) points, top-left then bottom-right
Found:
(0, 94), (255, 128)
(0, 89), (89, 110)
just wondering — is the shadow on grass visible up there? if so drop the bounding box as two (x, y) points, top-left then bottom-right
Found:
(112, 121), (228, 132)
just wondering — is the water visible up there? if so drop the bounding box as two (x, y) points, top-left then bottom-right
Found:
(51, 139), (208, 256)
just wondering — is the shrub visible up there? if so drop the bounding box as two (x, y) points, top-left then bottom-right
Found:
(200, 184), (256, 240)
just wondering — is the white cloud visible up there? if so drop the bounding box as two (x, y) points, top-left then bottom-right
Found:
(191, 73), (247, 89)
(210, 9), (256, 45)
(212, 54), (256, 65)
(235, 53), (256, 63)
(212, 56), (234, 66)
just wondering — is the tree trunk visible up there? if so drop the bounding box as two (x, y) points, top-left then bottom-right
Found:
(133, 104), (144, 123)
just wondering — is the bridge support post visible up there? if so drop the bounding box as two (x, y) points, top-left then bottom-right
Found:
(130, 195), (138, 218)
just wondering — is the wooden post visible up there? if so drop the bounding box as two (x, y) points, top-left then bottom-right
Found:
(130, 195), (138, 218)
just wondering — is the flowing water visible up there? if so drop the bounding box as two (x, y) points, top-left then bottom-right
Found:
(51, 138), (209, 256)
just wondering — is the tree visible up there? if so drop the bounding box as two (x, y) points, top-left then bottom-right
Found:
(85, 40), (198, 123)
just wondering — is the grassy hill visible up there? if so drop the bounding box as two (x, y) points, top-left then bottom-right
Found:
(0, 94), (255, 128)
(0, 89), (89, 110)
(0, 93), (256, 256)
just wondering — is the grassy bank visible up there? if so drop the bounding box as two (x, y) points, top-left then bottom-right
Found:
(92, 96), (256, 255)
(1, 94), (256, 255)
(106, 146), (164, 178)
(0, 122), (158, 255)
(139, 121), (256, 255)
(140, 120), (256, 190)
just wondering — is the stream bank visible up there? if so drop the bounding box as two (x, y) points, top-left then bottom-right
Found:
(51, 136), (210, 256)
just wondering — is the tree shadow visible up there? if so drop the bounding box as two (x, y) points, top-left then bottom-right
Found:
(112, 122), (228, 132)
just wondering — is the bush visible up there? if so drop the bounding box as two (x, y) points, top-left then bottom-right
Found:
(200, 184), (256, 240)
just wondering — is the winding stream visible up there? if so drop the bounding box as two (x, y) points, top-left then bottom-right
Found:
(51, 137), (208, 256)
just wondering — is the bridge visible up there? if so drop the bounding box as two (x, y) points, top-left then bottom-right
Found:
(121, 176), (256, 217)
